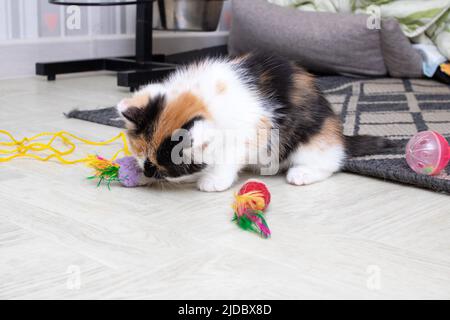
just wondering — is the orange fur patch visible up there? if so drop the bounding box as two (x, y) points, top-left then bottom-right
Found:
(256, 116), (273, 135)
(290, 68), (316, 106)
(260, 71), (272, 85)
(151, 91), (211, 153)
(128, 134), (148, 158)
(216, 81), (227, 94)
(307, 116), (344, 150)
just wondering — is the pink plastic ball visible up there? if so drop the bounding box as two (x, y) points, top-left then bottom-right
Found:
(405, 131), (450, 175)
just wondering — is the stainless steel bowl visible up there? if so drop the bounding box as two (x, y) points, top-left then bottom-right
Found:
(154, 0), (225, 31)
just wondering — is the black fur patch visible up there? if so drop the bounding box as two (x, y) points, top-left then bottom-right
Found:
(238, 53), (336, 160)
(345, 135), (401, 157)
(155, 116), (206, 178)
(121, 107), (144, 127)
(143, 159), (158, 178)
(141, 95), (165, 135)
(239, 53), (295, 107)
(124, 94), (166, 136)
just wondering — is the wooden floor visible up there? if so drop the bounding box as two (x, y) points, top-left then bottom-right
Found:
(1, 73), (449, 300)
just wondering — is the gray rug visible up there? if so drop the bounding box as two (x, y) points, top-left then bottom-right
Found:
(66, 77), (450, 193)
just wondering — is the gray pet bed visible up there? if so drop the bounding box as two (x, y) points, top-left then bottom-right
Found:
(229, 0), (423, 78)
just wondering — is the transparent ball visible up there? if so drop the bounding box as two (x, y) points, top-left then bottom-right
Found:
(405, 131), (449, 175)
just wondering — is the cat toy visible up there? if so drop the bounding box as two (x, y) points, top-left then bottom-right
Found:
(232, 180), (272, 238)
(406, 130), (450, 176)
(0, 130), (136, 187)
(86, 155), (144, 188)
(0, 130), (130, 163)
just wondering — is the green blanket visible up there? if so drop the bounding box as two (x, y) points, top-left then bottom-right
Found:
(269, 0), (450, 59)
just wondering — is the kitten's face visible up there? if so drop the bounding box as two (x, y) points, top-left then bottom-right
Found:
(117, 91), (209, 182)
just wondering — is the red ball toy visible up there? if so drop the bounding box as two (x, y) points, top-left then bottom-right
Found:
(232, 179), (272, 238)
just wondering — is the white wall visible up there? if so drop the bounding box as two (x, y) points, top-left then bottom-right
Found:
(0, 0), (231, 78)
(0, 0), (137, 40)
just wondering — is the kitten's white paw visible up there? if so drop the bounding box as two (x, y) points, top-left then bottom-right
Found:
(286, 166), (332, 186)
(197, 176), (234, 192)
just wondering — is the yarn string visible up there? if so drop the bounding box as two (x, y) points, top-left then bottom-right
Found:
(0, 130), (131, 164)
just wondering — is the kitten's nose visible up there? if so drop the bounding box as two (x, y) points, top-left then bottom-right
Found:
(143, 160), (156, 178)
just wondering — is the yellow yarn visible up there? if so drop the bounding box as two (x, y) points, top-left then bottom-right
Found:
(0, 130), (131, 164)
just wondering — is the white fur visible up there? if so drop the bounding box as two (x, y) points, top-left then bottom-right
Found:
(119, 58), (344, 192)
(286, 144), (345, 186)
(140, 59), (268, 192)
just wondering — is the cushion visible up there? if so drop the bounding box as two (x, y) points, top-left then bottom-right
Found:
(229, 0), (388, 76)
(380, 18), (423, 78)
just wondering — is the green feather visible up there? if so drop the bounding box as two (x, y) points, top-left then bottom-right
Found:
(233, 213), (258, 234)
(87, 164), (121, 189)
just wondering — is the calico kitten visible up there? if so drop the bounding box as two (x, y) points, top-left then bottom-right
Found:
(117, 53), (392, 192)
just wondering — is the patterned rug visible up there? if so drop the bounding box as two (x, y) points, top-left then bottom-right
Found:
(66, 77), (450, 193)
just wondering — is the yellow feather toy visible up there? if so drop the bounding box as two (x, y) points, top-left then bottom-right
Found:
(0, 130), (137, 188)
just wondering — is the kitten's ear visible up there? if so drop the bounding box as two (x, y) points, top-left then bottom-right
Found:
(117, 99), (144, 129)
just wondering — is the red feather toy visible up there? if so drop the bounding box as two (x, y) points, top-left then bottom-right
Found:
(232, 180), (271, 238)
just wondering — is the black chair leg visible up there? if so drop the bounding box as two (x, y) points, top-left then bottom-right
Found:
(157, 0), (167, 29)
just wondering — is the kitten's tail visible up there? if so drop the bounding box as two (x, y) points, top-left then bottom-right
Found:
(344, 135), (399, 157)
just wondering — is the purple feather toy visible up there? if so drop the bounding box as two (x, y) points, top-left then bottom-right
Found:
(87, 155), (146, 188)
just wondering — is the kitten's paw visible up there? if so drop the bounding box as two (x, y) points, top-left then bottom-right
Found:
(197, 176), (234, 192)
(286, 166), (332, 186)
